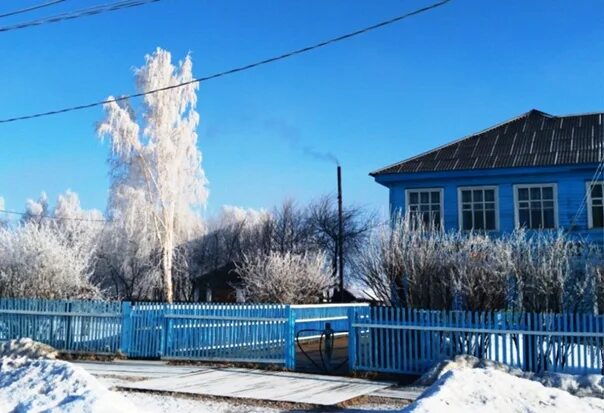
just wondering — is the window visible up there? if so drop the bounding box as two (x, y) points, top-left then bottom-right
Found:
(514, 184), (557, 229)
(406, 188), (443, 229)
(587, 182), (604, 229)
(458, 187), (498, 231)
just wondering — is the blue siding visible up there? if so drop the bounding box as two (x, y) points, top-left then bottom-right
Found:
(376, 164), (603, 240)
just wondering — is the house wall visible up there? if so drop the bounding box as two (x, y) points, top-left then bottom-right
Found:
(375, 163), (603, 240)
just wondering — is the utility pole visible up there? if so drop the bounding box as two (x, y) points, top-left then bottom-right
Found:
(337, 165), (344, 302)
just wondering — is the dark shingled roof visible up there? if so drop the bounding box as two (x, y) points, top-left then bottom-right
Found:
(371, 109), (604, 176)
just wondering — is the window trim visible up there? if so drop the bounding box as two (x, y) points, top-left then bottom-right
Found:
(457, 185), (500, 232)
(405, 187), (445, 229)
(513, 183), (559, 229)
(586, 181), (604, 229)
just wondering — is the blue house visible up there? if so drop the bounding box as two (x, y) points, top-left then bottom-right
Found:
(371, 110), (604, 239)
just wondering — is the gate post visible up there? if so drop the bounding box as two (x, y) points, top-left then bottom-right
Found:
(119, 301), (132, 356)
(348, 307), (357, 372)
(285, 305), (296, 370)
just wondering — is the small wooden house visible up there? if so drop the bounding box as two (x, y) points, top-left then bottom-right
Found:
(193, 263), (245, 303)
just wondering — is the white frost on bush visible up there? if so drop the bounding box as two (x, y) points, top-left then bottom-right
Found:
(407, 368), (604, 413)
(237, 250), (336, 304)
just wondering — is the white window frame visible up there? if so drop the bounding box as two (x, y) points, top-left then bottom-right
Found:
(513, 183), (559, 229)
(457, 186), (500, 232)
(405, 188), (445, 229)
(586, 181), (604, 229)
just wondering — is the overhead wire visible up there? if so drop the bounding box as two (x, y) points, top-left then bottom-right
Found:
(0, 0), (160, 34)
(0, 208), (107, 223)
(0, 0), (451, 124)
(0, 0), (66, 19)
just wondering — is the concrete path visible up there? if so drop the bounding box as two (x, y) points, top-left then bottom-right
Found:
(76, 360), (420, 406)
(75, 360), (204, 379)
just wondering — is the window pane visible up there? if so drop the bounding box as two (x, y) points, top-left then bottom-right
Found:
(485, 190), (495, 202)
(462, 211), (473, 230)
(433, 212), (441, 229)
(592, 184), (603, 198)
(594, 199), (603, 206)
(531, 201), (541, 209)
(474, 210), (485, 230)
(431, 191), (440, 203)
(542, 186), (554, 200)
(420, 205), (429, 212)
(475, 202), (484, 211)
(409, 192), (418, 204)
(518, 188), (529, 201)
(473, 190), (483, 202)
(485, 210), (496, 230)
(485, 202), (495, 210)
(530, 187), (541, 200)
(462, 190), (471, 203)
(409, 205), (418, 212)
(543, 209), (555, 228)
(420, 192), (429, 203)
(519, 201), (529, 209)
(593, 206), (604, 228)
(431, 204), (440, 211)
(462, 203), (472, 210)
(519, 210), (530, 227)
(531, 209), (542, 229)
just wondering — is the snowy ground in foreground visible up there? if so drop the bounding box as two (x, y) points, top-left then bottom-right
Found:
(2, 339), (604, 412)
(119, 391), (402, 413)
(0, 355), (136, 413)
(405, 368), (604, 413)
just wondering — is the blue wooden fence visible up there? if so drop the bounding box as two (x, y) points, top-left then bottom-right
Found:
(161, 303), (290, 364)
(349, 307), (604, 376)
(292, 303), (368, 339)
(0, 298), (364, 370)
(0, 298), (123, 354)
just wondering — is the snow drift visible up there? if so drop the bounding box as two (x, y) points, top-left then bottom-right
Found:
(418, 354), (604, 399)
(407, 368), (604, 413)
(0, 339), (137, 413)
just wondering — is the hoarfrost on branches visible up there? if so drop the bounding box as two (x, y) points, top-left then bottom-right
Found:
(0, 191), (102, 299)
(97, 47), (208, 303)
(236, 250), (336, 304)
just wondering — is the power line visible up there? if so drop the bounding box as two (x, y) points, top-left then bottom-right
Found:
(0, 0), (160, 34)
(0, 0), (66, 19)
(0, 209), (107, 223)
(0, 0), (451, 124)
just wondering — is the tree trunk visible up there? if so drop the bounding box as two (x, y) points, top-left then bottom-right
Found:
(163, 245), (174, 303)
(162, 213), (175, 303)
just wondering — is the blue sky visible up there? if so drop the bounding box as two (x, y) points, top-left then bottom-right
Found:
(0, 0), (603, 219)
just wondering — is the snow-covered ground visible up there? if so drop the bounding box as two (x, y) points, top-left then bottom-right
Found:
(2, 339), (604, 412)
(0, 352), (136, 412)
(405, 368), (604, 413)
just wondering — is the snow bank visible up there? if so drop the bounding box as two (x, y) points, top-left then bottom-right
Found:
(417, 355), (604, 399)
(406, 368), (604, 413)
(0, 337), (58, 359)
(0, 340), (137, 413)
(416, 355), (522, 385)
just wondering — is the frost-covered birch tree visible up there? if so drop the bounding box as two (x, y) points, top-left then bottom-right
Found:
(98, 48), (208, 303)
(0, 191), (103, 299)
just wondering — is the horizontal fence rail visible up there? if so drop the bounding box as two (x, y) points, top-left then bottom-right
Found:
(0, 298), (123, 354)
(161, 303), (290, 365)
(0, 298), (364, 370)
(349, 307), (604, 376)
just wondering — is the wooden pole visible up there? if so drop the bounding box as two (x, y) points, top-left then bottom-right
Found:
(337, 165), (344, 302)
